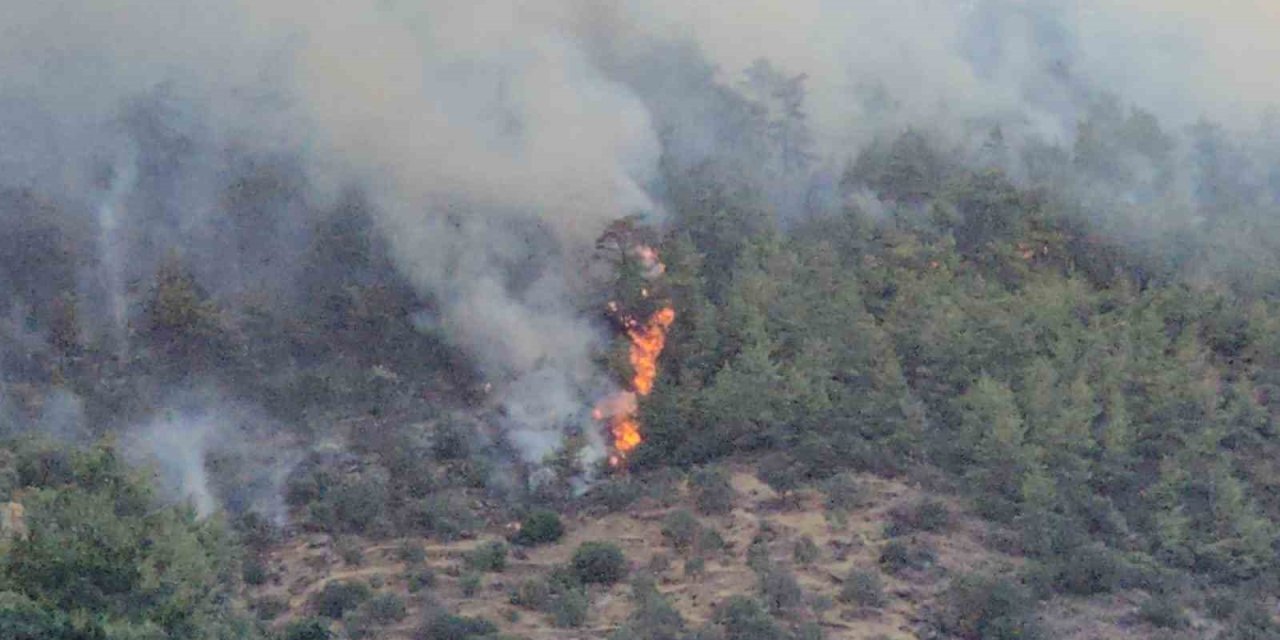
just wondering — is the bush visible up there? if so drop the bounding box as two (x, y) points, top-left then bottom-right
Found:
(714, 596), (783, 640)
(467, 540), (508, 573)
(406, 567), (436, 593)
(311, 580), (371, 619)
(758, 565), (804, 614)
(886, 498), (950, 536)
(878, 539), (937, 576)
(692, 467), (736, 515)
(362, 593), (407, 624)
(252, 595), (289, 621)
(592, 477), (643, 513)
(756, 454), (803, 501)
(283, 617), (332, 640)
(1138, 594), (1187, 629)
(1051, 543), (1120, 596)
(551, 588), (590, 628)
(419, 613), (497, 640)
(406, 494), (478, 541)
(335, 536), (364, 566)
(242, 555), (269, 586)
(398, 541), (427, 565)
(840, 569), (886, 608)
(662, 510), (701, 551)
(511, 509), (564, 546)
(509, 578), (552, 610)
(822, 472), (863, 512)
(459, 572), (482, 597)
(1224, 601), (1280, 639)
(572, 542), (628, 585)
(935, 573), (1042, 640)
(793, 536), (820, 565)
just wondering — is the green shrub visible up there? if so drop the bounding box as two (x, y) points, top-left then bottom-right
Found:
(592, 477), (643, 512)
(758, 565), (804, 613)
(1052, 543), (1120, 596)
(511, 509), (564, 546)
(685, 556), (707, 579)
(459, 572), (482, 597)
(419, 613), (497, 640)
(885, 498), (950, 536)
(467, 540), (508, 573)
(360, 593), (407, 624)
(509, 578), (552, 610)
(661, 510), (701, 551)
(242, 555), (269, 586)
(840, 569), (886, 608)
(935, 573), (1042, 640)
(283, 617), (332, 640)
(573, 542), (629, 585)
(1224, 601), (1280, 639)
(406, 567), (436, 593)
(714, 596), (783, 640)
(822, 473), (863, 512)
(252, 595), (289, 621)
(793, 536), (820, 565)
(335, 536), (364, 566)
(1138, 594), (1187, 629)
(397, 541), (427, 565)
(878, 539), (937, 576)
(692, 467), (735, 515)
(406, 494), (478, 541)
(311, 580), (371, 619)
(552, 588), (590, 628)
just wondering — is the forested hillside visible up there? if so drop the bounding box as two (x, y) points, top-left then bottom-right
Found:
(6, 1), (1280, 639)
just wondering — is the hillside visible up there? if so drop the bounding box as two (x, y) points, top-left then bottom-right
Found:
(248, 466), (1246, 639)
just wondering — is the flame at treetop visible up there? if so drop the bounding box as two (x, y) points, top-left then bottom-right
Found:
(595, 244), (676, 468)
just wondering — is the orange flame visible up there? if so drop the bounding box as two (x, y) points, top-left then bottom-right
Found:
(594, 245), (676, 467)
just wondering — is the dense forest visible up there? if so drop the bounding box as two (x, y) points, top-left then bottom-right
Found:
(6, 2), (1280, 639)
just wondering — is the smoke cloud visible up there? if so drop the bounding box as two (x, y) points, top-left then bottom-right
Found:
(3, 0), (1280, 486)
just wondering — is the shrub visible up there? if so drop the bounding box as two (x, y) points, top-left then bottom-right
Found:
(685, 556), (707, 579)
(840, 569), (886, 608)
(242, 555), (269, 586)
(283, 617), (332, 640)
(459, 572), (482, 597)
(419, 613), (497, 640)
(692, 467), (736, 515)
(793, 536), (820, 565)
(878, 539), (936, 576)
(1224, 601), (1280, 639)
(756, 454), (803, 502)
(311, 580), (371, 619)
(361, 593), (407, 624)
(1052, 543), (1120, 596)
(885, 498), (950, 536)
(715, 596), (782, 640)
(551, 588), (590, 628)
(758, 565), (804, 613)
(511, 509), (564, 546)
(467, 541), (508, 573)
(406, 567), (436, 593)
(935, 573), (1041, 640)
(661, 510), (701, 551)
(573, 542), (629, 585)
(509, 578), (552, 610)
(407, 494), (478, 541)
(397, 541), (427, 565)
(252, 595), (289, 621)
(822, 472), (863, 512)
(335, 536), (364, 566)
(1138, 594), (1188, 629)
(592, 477), (643, 513)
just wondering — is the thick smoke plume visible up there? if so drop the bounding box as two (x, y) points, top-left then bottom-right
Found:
(3, 0), (1280, 493)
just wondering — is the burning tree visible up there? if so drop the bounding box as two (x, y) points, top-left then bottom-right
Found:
(593, 223), (676, 468)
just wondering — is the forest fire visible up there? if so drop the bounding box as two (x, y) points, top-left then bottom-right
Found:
(595, 244), (676, 468)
